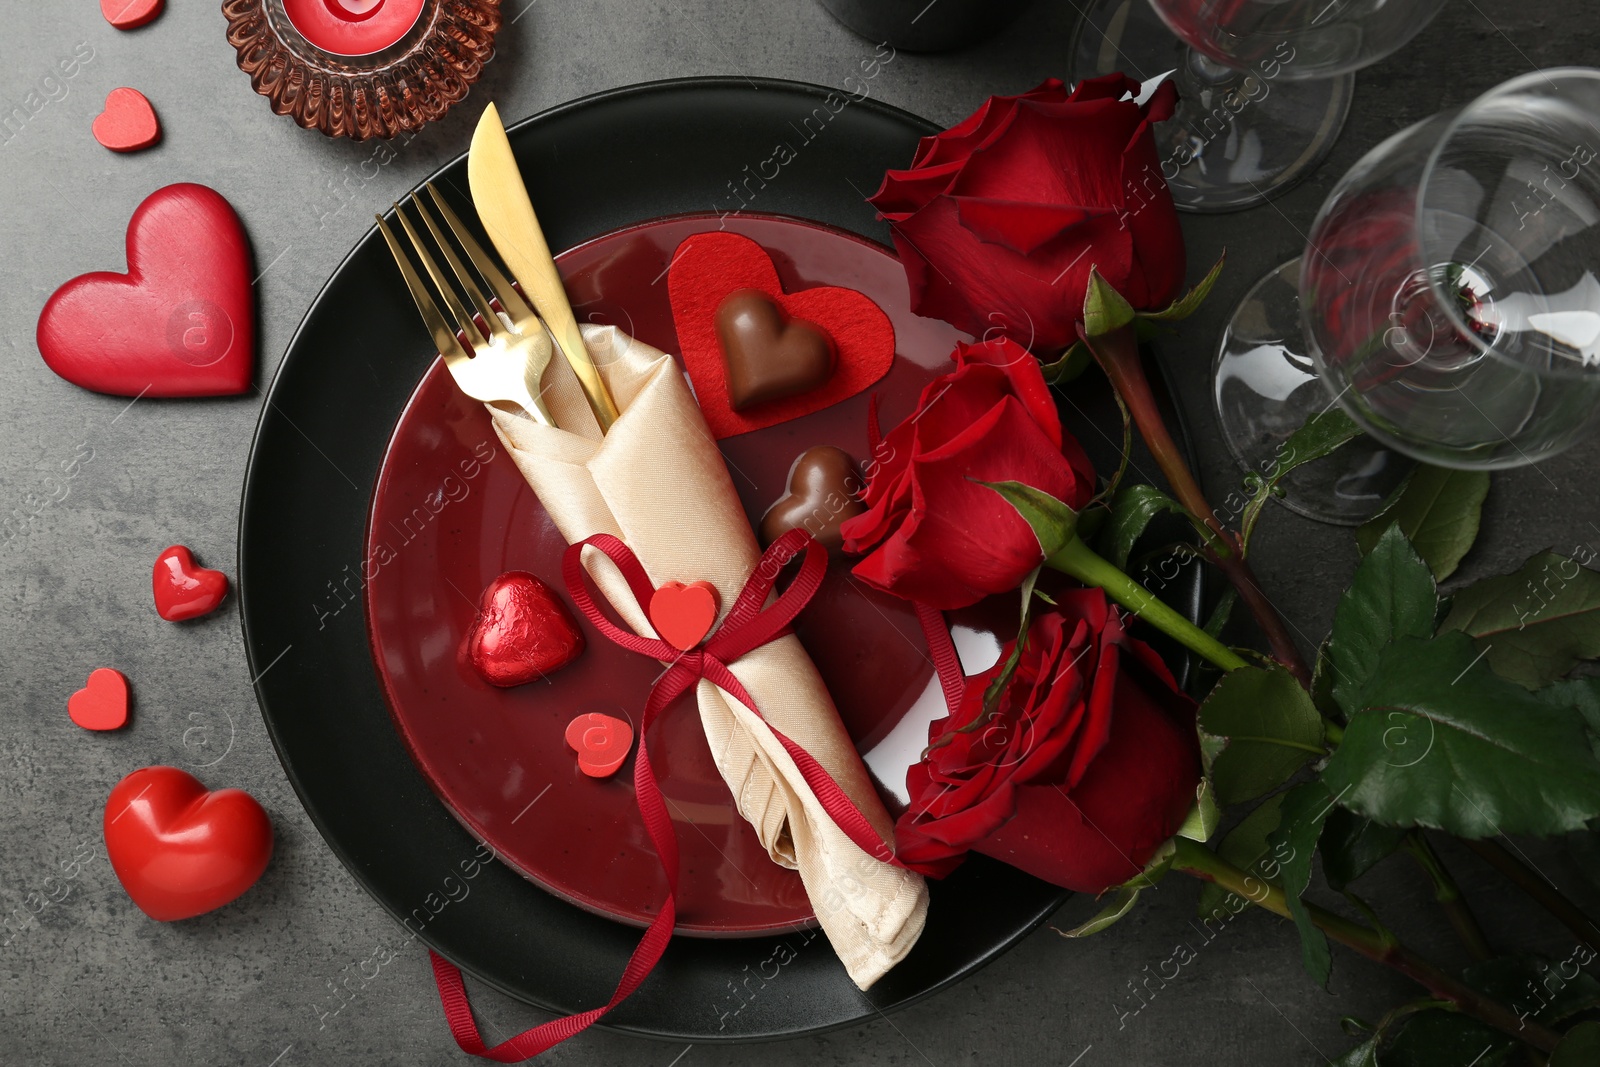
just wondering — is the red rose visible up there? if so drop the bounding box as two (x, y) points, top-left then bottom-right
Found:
(840, 336), (1095, 610)
(894, 589), (1202, 894)
(868, 74), (1185, 352)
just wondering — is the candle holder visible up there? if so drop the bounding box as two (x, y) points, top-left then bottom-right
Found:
(223, 0), (501, 140)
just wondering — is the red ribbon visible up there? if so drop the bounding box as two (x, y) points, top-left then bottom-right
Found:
(429, 527), (932, 1060)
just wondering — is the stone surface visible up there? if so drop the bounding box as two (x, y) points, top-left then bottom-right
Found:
(2, 1), (1598, 1064)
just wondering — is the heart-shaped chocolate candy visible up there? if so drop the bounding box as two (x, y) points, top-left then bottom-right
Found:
(760, 446), (866, 550)
(715, 289), (837, 411)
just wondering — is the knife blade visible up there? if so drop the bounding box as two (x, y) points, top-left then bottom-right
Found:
(468, 102), (619, 431)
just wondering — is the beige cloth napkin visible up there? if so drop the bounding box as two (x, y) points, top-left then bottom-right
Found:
(487, 324), (927, 990)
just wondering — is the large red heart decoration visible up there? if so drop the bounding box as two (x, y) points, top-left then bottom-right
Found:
(92, 88), (161, 153)
(37, 183), (254, 397)
(68, 668), (129, 731)
(467, 572), (586, 687)
(103, 766), (273, 922)
(667, 232), (895, 438)
(153, 544), (229, 621)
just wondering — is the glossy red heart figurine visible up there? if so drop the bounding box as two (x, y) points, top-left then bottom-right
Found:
(564, 713), (634, 778)
(92, 88), (161, 152)
(103, 766), (273, 921)
(152, 545), (229, 621)
(68, 668), (129, 731)
(102, 0), (164, 29)
(467, 572), (585, 687)
(649, 580), (720, 651)
(37, 183), (254, 397)
(668, 231), (895, 438)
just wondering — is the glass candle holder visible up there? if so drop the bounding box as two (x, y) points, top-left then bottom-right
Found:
(223, 0), (501, 140)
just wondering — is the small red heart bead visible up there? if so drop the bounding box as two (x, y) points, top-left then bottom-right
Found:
(102, 0), (164, 29)
(37, 183), (255, 398)
(68, 668), (129, 731)
(648, 580), (720, 651)
(153, 545), (229, 621)
(467, 572), (585, 687)
(564, 713), (634, 778)
(103, 766), (273, 922)
(92, 88), (161, 153)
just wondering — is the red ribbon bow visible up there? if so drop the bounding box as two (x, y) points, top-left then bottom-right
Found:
(429, 527), (918, 1061)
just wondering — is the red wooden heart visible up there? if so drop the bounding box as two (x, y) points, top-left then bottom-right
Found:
(92, 88), (161, 152)
(37, 183), (254, 397)
(667, 232), (895, 438)
(102, 766), (273, 921)
(101, 0), (164, 29)
(648, 580), (720, 651)
(467, 572), (585, 687)
(153, 544), (230, 621)
(68, 668), (129, 731)
(563, 712), (634, 778)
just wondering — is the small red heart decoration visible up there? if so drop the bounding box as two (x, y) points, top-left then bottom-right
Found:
(564, 713), (634, 778)
(37, 183), (255, 398)
(68, 668), (129, 731)
(668, 232), (896, 438)
(649, 580), (720, 652)
(467, 572), (586, 687)
(103, 766), (273, 921)
(101, 0), (164, 29)
(92, 88), (161, 152)
(153, 544), (230, 621)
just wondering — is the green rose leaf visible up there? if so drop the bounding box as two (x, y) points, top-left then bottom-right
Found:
(1326, 525), (1438, 715)
(1239, 407), (1364, 551)
(1330, 1038), (1379, 1067)
(1355, 465), (1490, 580)
(1100, 483), (1191, 570)
(980, 480), (1078, 559)
(1318, 808), (1405, 892)
(1267, 781), (1334, 988)
(1440, 550), (1600, 689)
(1141, 254), (1226, 324)
(1196, 792), (1284, 918)
(1553, 1022), (1600, 1067)
(1198, 664), (1326, 807)
(1536, 677), (1600, 759)
(1382, 1010), (1517, 1067)
(1460, 955), (1600, 1025)
(1041, 341), (1092, 384)
(1082, 267), (1138, 338)
(1322, 633), (1600, 837)
(1175, 779), (1222, 844)
(1054, 841), (1174, 938)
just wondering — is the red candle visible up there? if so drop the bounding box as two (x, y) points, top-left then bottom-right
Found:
(282, 0), (426, 56)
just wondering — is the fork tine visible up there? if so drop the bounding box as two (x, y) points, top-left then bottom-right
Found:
(375, 214), (475, 368)
(392, 202), (487, 350)
(423, 182), (538, 323)
(408, 190), (504, 338)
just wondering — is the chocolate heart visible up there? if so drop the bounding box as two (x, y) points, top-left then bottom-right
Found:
(715, 289), (837, 411)
(760, 446), (867, 550)
(92, 88), (161, 153)
(152, 544), (229, 621)
(467, 572), (585, 687)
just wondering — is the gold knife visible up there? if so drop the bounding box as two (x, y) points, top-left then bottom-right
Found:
(468, 103), (619, 431)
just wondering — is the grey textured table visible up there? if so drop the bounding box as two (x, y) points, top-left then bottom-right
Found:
(3, 2), (1599, 1064)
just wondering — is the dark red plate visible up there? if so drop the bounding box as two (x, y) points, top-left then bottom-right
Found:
(364, 213), (995, 936)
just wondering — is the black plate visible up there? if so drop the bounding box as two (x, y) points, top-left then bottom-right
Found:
(239, 77), (1201, 1042)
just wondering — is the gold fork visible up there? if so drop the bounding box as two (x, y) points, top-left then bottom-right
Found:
(376, 182), (556, 425)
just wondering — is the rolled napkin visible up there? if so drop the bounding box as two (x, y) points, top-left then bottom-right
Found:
(486, 324), (927, 990)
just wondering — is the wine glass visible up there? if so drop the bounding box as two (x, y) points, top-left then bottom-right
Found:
(1215, 68), (1600, 522)
(1068, 0), (1449, 212)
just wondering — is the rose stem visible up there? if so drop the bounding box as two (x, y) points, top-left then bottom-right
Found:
(1463, 838), (1600, 957)
(1048, 537), (1248, 673)
(1083, 326), (1312, 687)
(1402, 832), (1495, 962)
(1170, 838), (1563, 1053)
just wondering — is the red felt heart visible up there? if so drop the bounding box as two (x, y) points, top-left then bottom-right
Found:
(563, 712), (634, 778)
(101, 0), (164, 29)
(667, 232), (895, 438)
(37, 183), (254, 397)
(68, 668), (129, 731)
(467, 572), (585, 687)
(102, 766), (273, 921)
(648, 580), (720, 651)
(92, 88), (161, 152)
(153, 544), (229, 621)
